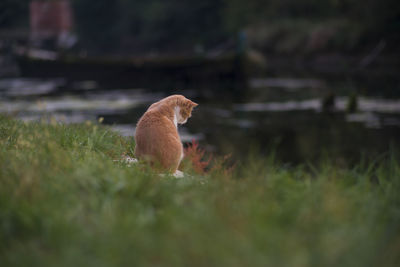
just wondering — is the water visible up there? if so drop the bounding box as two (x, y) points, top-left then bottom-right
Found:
(1, 77), (399, 165)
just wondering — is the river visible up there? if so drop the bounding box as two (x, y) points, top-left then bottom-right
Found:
(1, 77), (399, 165)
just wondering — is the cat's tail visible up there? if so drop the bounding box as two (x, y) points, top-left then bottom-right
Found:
(115, 156), (185, 178)
(123, 156), (139, 164)
(114, 155), (139, 166)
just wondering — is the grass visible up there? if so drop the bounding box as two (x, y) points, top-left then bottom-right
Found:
(0, 115), (399, 267)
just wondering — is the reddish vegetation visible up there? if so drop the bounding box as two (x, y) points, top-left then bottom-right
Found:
(183, 139), (212, 174)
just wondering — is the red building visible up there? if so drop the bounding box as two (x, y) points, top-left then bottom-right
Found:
(30, 0), (75, 49)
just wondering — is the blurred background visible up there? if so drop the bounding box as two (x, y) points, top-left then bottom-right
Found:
(0, 0), (399, 165)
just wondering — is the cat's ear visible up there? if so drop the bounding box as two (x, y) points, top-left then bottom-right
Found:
(190, 101), (198, 107)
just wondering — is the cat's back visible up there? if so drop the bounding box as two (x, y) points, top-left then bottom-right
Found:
(134, 104), (181, 161)
(136, 107), (176, 133)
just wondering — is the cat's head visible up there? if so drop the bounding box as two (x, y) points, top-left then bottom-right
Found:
(174, 95), (198, 124)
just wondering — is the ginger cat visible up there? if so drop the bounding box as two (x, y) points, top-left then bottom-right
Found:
(134, 95), (198, 175)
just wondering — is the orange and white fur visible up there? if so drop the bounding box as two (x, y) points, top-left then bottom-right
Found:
(134, 95), (198, 177)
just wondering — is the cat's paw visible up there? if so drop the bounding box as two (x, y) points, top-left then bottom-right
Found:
(173, 170), (184, 178)
(159, 170), (185, 178)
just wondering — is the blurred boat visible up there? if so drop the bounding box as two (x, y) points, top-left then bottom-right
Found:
(16, 49), (248, 91)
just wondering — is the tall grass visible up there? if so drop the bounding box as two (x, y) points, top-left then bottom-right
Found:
(0, 115), (399, 267)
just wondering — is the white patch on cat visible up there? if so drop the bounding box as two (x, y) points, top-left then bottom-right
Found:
(174, 106), (179, 127)
(174, 106), (188, 125)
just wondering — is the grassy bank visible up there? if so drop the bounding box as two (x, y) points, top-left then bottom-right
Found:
(0, 115), (399, 267)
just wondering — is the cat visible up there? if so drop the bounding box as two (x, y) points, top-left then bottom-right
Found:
(134, 95), (198, 176)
